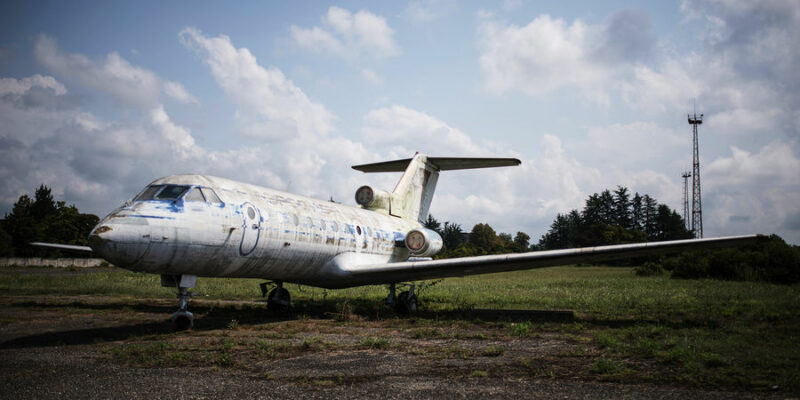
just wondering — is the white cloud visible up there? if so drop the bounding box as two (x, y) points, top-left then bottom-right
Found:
(149, 105), (203, 158)
(179, 27), (335, 140)
(360, 68), (383, 85)
(163, 81), (199, 104)
(33, 35), (196, 109)
(581, 122), (688, 166)
(478, 15), (604, 96)
(478, 10), (656, 97)
(0, 74), (66, 96)
(290, 6), (400, 59)
(406, 0), (458, 23)
(704, 141), (800, 239)
(361, 105), (485, 157)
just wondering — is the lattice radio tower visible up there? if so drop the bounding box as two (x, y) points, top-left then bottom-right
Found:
(681, 171), (691, 231)
(688, 112), (704, 238)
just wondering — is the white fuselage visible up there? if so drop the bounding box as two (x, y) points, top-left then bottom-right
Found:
(89, 175), (419, 288)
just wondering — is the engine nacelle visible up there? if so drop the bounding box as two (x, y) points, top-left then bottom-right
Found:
(355, 186), (391, 212)
(404, 228), (443, 257)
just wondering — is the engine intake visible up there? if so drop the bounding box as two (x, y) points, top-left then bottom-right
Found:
(404, 228), (443, 257)
(355, 186), (391, 212)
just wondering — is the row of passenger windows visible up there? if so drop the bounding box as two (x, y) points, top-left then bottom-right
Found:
(135, 185), (223, 204)
(136, 185), (394, 240)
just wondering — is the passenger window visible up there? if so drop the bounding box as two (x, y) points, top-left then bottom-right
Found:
(155, 185), (190, 200)
(200, 187), (223, 204)
(185, 188), (205, 202)
(135, 185), (163, 201)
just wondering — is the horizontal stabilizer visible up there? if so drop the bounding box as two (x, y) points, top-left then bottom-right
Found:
(352, 157), (521, 173)
(31, 242), (93, 252)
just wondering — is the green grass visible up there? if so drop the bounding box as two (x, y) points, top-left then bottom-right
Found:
(2, 265), (799, 391)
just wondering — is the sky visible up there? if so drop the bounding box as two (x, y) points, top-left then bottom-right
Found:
(1, 0), (798, 244)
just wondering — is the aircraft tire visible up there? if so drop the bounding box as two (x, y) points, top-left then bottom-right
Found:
(395, 291), (418, 315)
(267, 287), (291, 312)
(171, 311), (194, 331)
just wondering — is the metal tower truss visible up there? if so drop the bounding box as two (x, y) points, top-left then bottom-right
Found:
(688, 113), (703, 238)
(682, 171), (691, 231)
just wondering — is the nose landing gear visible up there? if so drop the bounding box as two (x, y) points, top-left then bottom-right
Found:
(171, 287), (194, 331)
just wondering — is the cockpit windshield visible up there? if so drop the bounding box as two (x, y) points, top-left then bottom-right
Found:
(155, 185), (190, 200)
(135, 185), (163, 201)
(134, 184), (223, 204)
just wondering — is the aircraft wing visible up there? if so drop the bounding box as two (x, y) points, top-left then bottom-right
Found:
(342, 234), (765, 285)
(30, 242), (93, 252)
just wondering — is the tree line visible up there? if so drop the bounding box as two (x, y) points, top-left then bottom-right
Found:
(0, 185), (99, 257)
(2, 183), (797, 284)
(537, 186), (692, 250)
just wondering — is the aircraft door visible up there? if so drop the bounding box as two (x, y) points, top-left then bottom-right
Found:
(239, 202), (261, 256)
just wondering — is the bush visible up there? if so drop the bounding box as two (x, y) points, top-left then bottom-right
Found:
(668, 235), (800, 284)
(670, 251), (710, 279)
(635, 261), (666, 277)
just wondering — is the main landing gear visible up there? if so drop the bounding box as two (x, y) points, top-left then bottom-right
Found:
(260, 281), (291, 312)
(386, 283), (418, 314)
(162, 274), (196, 331)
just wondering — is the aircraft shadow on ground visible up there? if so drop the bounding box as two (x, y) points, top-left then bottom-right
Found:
(2, 299), (584, 350)
(3, 298), (715, 350)
(0, 301), (295, 349)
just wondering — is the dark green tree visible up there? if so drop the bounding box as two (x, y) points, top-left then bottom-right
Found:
(2, 185), (100, 257)
(631, 193), (643, 232)
(423, 214), (441, 233)
(613, 186), (631, 229)
(3, 194), (39, 256)
(469, 223), (500, 254)
(441, 221), (464, 251)
(0, 224), (13, 256)
(513, 231), (530, 252)
(642, 195), (658, 238)
(32, 185), (58, 221)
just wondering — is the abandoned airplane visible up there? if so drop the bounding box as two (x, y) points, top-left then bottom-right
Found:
(34, 154), (762, 330)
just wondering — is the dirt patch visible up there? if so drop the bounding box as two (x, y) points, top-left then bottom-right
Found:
(0, 295), (783, 399)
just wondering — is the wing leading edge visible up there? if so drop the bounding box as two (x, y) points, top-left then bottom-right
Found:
(30, 242), (93, 252)
(341, 235), (766, 286)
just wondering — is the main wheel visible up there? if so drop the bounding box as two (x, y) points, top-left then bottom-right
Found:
(267, 287), (291, 312)
(395, 291), (418, 315)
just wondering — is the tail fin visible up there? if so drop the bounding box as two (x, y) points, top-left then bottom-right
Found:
(352, 154), (520, 222)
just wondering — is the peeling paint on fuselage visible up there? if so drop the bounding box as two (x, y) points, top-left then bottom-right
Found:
(91, 174), (418, 288)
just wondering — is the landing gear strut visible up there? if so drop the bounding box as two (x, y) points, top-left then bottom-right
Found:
(162, 274), (197, 331)
(386, 283), (418, 314)
(260, 281), (291, 312)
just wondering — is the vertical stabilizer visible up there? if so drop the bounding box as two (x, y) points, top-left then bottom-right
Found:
(390, 154), (439, 222)
(352, 154), (521, 223)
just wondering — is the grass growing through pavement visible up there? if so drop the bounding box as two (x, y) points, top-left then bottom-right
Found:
(2, 265), (798, 391)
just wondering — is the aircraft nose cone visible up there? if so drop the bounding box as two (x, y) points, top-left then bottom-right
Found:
(88, 225), (113, 256)
(88, 221), (149, 269)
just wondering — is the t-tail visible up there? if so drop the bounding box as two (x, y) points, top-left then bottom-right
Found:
(352, 154), (521, 222)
